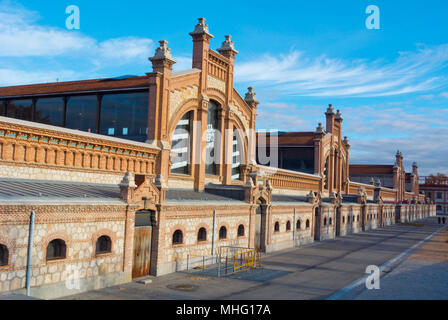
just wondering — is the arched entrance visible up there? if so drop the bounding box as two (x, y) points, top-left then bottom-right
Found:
(335, 206), (341, 236)
(313, 207), (320, 241)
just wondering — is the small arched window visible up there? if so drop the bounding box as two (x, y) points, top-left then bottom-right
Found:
(237, 225), (245, 237)
(219, 226), (227, 239)
(274, 222), (280, 232)
(296, 220), (301, 230)
(46, 239), (66, 261)
(306, 219), (310, 229)
(342, 216), (345, 224)
(323, 218), (327, 226)
(286, 221), (291, 231)
(0, 244), (8, 266)
(357, 215), (360, 221)
(173, 230), (183, 245)
(96, 235), (112, 255)
(329, 218), (332, 225)
(197, 227), (207, 242)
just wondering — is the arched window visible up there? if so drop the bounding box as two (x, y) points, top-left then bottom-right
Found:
(173, 230), (183, 245)
(357, 215), (360, 221)
(296, 220), (301, 230)
(171, 111), (192, 174)
(342, 216), (345, 224)
(329, 218), (332, 225)
(286, 221), (291, 231)
(231, 129), (244, 180)
(323, 157), (329, 189)
(0, 244), (8, 266)
(96, 235), (112, 255)
(237, 225), (245, 237)
(206, 101), (219, 175)
(306, 219), (310, 229)
(46, 239), (66, 261)
(219, 226), (227, 239)
(323, 218), (327, 226)
(197, 227), (207, 242)
(274, 222), (280, 232)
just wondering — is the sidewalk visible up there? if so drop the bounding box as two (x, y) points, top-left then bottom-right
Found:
(342, 226), (448, 300)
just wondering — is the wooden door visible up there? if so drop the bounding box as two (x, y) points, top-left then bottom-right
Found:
(132, 226), (151, 278)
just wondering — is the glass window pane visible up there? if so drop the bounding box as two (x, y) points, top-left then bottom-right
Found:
(35, 97), (64, 126)
(171, 111), (192, 175)
(0, 101), (5, 116)
(206, 101), (219, 175)
(99, 92), (148, 142)
(65, 95), (97, 132)
(6, 99), (33, 121)
(232, 129), (242, 180)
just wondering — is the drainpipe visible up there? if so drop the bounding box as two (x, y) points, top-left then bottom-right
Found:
(293, 208), (296, 247)
(26, 211), (35, 296)
(211, 210), (216, 258)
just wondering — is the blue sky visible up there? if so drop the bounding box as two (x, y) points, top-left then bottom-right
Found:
(1, 0), (447, 175)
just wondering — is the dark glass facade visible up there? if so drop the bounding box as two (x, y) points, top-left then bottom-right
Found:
(0, 90), (149, 142)
(6, 99), (33, 121)
(66, 95), (98, 132)
(99, 92), (148, 141)
(35, 97), (64, 126)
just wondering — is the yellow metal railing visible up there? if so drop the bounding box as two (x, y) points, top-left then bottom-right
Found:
(232, 249), (262, 273)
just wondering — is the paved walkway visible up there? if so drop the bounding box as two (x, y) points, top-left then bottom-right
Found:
(340, 226), (448, 300)
(62, 217), (447, 300)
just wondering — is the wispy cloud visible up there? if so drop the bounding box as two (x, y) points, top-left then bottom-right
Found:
(235, 45), (448, 97)
(0, 1), (154, 85)
(340, 105), (448, 175)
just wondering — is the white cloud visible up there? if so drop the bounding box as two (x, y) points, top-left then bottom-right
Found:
(0, 1), (154, 85)
(340, 105), (448, 175)
(440, 92), (448, 98)
(235, 45), (448, 98)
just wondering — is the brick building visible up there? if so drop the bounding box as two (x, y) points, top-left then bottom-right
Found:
(0, 18), (434, 299)
(419, 177), (448, 215)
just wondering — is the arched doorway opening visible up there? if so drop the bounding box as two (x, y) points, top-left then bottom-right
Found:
(255, 197), (267, 252)
(313, 207), (320, 241)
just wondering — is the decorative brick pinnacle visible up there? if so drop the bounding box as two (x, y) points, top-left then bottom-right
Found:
(335, 109), (343, 120)
(326, 104), (335, 115)
(218, 35), (238, 54)
(189, 17), (213, 38)
(244, 87), (259, 105)
(315, 122), (325, 134)
(149, 40), (176, 63)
